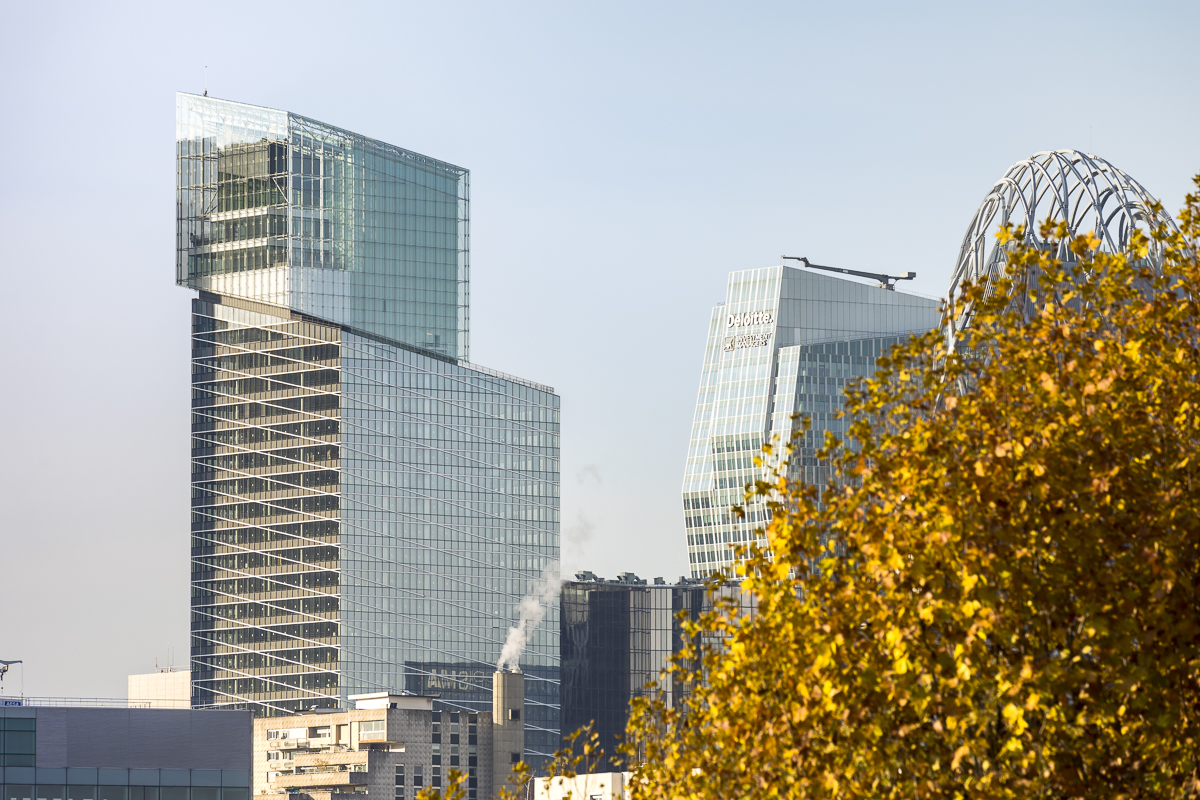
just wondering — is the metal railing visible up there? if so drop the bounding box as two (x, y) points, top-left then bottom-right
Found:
(0, 697), (167, 708)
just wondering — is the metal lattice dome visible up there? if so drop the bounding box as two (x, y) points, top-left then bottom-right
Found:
(946, 150), (1177, 345)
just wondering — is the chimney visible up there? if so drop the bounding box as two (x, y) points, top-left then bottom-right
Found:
(492, 669), (525, 797)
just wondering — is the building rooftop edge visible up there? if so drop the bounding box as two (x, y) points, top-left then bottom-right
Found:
(176, 92), (468, 176)
(194, 290), (556, 396)
(568, 570), (707, 587)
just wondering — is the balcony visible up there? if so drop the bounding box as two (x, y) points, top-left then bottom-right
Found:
(293, 752), (367, 768)
(274, 770), (368, 790)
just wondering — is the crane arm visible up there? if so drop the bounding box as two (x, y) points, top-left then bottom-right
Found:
(782, 255), (915, 290)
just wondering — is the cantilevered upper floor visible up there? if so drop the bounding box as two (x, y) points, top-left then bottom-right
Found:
(176, 94), (470, 360)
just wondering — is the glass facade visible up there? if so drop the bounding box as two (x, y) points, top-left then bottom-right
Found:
(682, 266), (942, 576)
(180, 96), (560, 763)
(0, 771), (249, 800)
(177, 94), (469, 359)
(559, 577), (753, 769)
(0, 718), (35, 767)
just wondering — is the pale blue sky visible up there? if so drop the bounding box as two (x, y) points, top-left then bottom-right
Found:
(2, 0), (1198, 698)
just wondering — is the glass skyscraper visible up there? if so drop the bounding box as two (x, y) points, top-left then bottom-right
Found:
(681, 265), (941, 577)
(177, 94), (560, 760)
(559, 573), (753, 768)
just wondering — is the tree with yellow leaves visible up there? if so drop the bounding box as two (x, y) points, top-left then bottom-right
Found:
(623, 179), (1200, 799)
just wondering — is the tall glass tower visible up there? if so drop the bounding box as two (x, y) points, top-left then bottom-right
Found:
(177, 94), (560, 760)
(681, 265), (941, 577)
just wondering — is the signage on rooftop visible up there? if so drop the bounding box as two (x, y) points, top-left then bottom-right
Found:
(726, 311), (774, 328)
(723, 333), (772, 352)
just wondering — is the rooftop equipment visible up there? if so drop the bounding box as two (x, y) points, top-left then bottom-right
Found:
(782, 255), (915, 291)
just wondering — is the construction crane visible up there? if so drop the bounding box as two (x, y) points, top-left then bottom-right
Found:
(0, 660), (21, 682)
(782, 255), (915, 291)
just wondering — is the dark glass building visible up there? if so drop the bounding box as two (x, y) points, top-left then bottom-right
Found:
(177, 94), (560, 762)
(559, 574), (751, 769)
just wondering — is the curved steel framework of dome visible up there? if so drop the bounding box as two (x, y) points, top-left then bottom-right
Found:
(946, 149), (1178, 345)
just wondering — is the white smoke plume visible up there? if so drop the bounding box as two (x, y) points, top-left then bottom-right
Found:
(576, 464), (603, 485)
(497, 561), (562, 671)
(564, 511), (594, 561)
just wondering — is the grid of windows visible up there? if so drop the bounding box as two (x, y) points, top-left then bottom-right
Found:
(338, 331), (560, 763)
(0, 787), (247, 800)
(682, 266), (942, 576)
(179, 94), (561, 764)
(177, 93), (470, 360)
(0, 769), (249, 800)
(190, 297), (562, 748)
(560, 580), (753, 769)
(190, 298), (343, 713)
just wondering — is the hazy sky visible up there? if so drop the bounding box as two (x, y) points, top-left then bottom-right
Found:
(2, 0), (1198, 699)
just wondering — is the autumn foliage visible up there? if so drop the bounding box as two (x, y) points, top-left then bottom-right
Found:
(624, 179), (1200, 799)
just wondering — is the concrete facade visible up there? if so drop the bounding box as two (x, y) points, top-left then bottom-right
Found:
(490, 672), (524, 797)
(254, 690), (522, 800)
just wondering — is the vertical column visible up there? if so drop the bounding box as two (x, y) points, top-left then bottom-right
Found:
(491, 670), (525, 797)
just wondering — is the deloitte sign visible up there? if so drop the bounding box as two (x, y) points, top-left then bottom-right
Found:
(726, 310), (773, 328)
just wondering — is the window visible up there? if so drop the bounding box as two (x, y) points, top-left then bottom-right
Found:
(510, 753), (520, 764)
(266, 728), (304, 741)
(359, 720), (386, 741)
(413, 766), (423, 788)
(508, 709), (520, 722)
(1, 717), (37, 767)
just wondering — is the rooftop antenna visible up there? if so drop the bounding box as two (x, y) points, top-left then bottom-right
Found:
(781, 255), (915, 291)
(204, 66), (207, 97)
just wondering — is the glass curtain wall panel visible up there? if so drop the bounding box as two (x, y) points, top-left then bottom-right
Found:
(177, 93), (470, 360)
(191, 295), (562, 760)
(179, 94), (561, 764)
(681, 266), (942, 577)
(338, 330), (561, 761)
(190, 295), (344, 713)
(559, 581), (753, 769)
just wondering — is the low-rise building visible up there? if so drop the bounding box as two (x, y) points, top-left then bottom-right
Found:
(0, 702), (251, 800)
(533, 771), (631, 800)
(254, 673), (524, 800)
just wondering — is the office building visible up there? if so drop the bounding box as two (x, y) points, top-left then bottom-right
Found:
(681, 265), (941, 576)
(559, 573), (752, 769)
(128, 670), (191, 710)
(253, 675), (522, 800)
(176, 94), (560, 761)
(0, 703), (250, 800)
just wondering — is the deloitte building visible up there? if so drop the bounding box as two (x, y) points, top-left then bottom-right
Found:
(176, 94), (560, 759)
(681, 264), (940, 576)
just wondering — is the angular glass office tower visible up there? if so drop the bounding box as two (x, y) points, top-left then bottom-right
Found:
(177, 94), (560, 760)
(681, 265), (941, 577)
